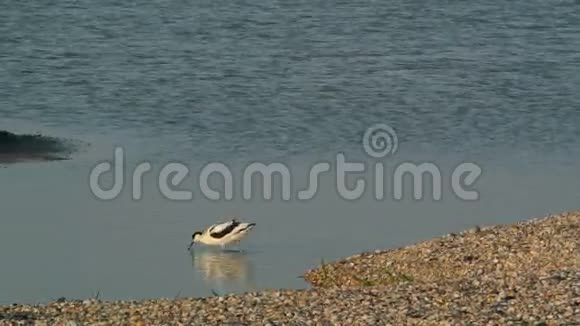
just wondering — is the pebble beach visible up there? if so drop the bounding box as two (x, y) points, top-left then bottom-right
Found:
(2, 211), (578, 325)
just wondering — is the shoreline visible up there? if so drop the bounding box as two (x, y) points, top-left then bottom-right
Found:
(1, 211), (578, 325)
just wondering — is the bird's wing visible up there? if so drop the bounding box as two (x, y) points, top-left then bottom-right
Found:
(208, 219), (240, 238)
(207, 221), (234, 234)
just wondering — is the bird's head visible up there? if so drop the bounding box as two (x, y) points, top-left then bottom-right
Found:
(192, 231), (203, 242)
(187, 231), (203, 250)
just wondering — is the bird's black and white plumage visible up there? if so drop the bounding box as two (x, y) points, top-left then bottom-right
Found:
(188, 219), (256, 250)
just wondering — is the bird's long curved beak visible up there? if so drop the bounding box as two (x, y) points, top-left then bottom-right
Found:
(187, 241), (194, 251)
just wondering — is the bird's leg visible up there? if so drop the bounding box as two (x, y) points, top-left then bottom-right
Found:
(235, 240), (243, 252)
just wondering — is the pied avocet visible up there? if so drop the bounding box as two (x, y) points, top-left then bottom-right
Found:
(187, 219), (256, 251)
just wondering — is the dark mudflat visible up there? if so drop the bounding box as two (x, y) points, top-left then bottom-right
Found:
(0, 153), (69, 164)
(0, 130), (78, 164)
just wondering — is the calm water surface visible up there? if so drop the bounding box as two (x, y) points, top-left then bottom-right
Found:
(1, 0), (579, 304)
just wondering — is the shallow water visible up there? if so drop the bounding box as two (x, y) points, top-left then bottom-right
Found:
(1, 0), (580, 304)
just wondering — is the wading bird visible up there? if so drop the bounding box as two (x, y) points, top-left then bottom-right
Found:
(187, 219), (256, 251)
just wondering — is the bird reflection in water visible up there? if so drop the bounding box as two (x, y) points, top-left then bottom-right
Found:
(190, 248), (256, 295)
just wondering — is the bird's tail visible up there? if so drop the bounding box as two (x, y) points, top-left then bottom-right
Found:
(237, 222), (256, 233)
